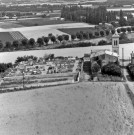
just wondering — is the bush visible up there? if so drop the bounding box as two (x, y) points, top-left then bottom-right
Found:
(55, 42), (95, 49)
(91, 61), (100, 74)
(127, 64), (134, 79)
(101, 63), (122, 77)
(98, 40), (107, 45)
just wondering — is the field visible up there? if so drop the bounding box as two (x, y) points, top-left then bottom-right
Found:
(0, 22), (94, 40)
(0, 82), (134, 135)
(16, 18), (73, 27)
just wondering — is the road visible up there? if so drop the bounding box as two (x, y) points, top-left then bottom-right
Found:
(123, 68), (134, 94)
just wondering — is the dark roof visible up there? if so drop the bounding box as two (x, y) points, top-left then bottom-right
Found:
(0, 31), (27, 44)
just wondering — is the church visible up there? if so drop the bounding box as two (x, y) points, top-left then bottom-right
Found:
(86, 32), (120, 67)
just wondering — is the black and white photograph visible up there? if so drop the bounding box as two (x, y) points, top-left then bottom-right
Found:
(0, 0), (134, 134)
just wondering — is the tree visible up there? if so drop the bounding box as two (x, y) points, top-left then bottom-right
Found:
(100, 31), (105, 37)
(0, 40), (3, 50)
(111, 29), (115, 34)
(12, 40), (19, 50)
(121, 27), (126, 33)
(119, 10), (127, 26)
(105, 30), (110, 36)
(15, 55), (37, 64)
(117, 28), (121, 33)
(64, 35), (69, 41)
(37, 38), (44, 47)
(83, 33), (89, 39)
(98, 40), (107, 45)
(76, 33), (83, 40)
(132, 26), (134, 31)
(51, 36), (56, 44)
(57, 35), (63, 43)
(89, 32), (93, 38)
(71, 34), (76, 41)
(21, 39), (28, 48)
(5, 41), (11, 50)
(44, 53), (54, 61)
(127, 27), (131, 33)
(95, 31), (99, 37)
(101, 63), (121, 77)
(28, 38), (35, 48)
(43, 37), (49, 45)
(91, 61), (100, 74)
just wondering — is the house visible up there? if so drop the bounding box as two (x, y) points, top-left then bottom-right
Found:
(90, 49), (119, 67)
(84, 53), (90, 62)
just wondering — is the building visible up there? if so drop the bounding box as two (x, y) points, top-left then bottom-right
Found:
(91, 50), (119, 67)
(112, 32), (120, 55)
(84, 53), (90, 62)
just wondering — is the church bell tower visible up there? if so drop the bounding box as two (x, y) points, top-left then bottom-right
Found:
(112, 32), (119, 55)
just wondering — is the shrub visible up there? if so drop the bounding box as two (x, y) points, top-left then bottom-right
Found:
(91, 61), (100, 74)
(101, 63), (122, 77)
(55, 42), (95, 49)
(98, 40), (107, 45)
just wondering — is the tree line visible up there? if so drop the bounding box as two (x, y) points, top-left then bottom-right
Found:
(61, 6), (117, 25)
(61, 6), (134, 27)
(0, 29), (111, 51)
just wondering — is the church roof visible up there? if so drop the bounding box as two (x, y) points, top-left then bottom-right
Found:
(112, 33), (119, 38)
(90, 50), (119, 58)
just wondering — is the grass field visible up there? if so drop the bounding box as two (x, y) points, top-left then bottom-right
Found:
(16, 18), (74, 27)
(0, 82), (134, 135)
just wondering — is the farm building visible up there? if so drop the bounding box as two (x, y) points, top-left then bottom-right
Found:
(0, 31), (27, 45)
(90, 50), (119, 67)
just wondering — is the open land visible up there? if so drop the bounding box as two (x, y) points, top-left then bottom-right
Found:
(0, 22), (95, 40)
(0, 82), (134, 135)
